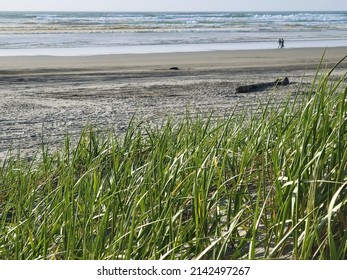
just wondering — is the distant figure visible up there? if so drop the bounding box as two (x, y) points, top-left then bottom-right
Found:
(278, 38), (285, 48)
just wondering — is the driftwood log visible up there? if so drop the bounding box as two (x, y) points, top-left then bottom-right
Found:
(236, 77), (290, 93)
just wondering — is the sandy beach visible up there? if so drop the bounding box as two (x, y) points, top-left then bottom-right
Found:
(0, 47), (346, 159)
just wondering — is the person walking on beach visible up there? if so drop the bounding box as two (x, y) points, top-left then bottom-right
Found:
(278, 38), (285, 48)
(281, 38), (285, 48)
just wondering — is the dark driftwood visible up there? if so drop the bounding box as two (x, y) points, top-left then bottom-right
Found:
(236, 77), (290, 93)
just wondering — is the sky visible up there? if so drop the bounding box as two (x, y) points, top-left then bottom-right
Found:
(1, 0), (347, 12)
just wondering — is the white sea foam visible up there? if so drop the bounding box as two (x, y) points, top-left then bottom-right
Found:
(0, 11), (346, 55)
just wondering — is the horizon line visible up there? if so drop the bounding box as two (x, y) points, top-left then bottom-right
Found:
(1, 9), (346, 13)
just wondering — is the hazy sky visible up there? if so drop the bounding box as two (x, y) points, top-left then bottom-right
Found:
(1, 0), (347, 12)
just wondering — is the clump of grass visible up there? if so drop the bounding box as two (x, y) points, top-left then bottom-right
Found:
(0, 62), (346, 260)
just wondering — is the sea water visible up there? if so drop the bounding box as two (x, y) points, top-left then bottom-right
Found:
(0, 11), (347, 56)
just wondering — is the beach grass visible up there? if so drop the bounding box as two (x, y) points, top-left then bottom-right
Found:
(0, 62), (346, 260)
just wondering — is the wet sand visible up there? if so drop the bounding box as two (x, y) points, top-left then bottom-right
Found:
(0, 47), (346, 159)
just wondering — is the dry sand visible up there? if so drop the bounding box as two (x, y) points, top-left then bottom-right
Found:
(0, 47), (346, 159)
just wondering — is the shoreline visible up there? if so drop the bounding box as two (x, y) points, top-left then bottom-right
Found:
(0, 47), (346, 74)
(1, 39), (347, 57)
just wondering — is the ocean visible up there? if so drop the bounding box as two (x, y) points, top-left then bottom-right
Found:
(0, 11), (347, 56)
